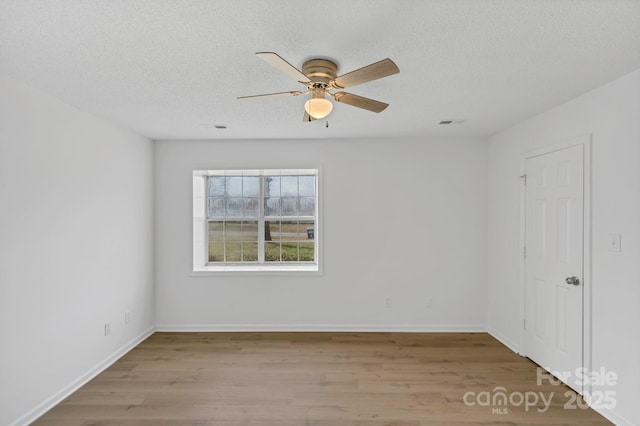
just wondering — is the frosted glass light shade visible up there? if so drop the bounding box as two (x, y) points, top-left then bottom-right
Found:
(304, 98), (333, 119)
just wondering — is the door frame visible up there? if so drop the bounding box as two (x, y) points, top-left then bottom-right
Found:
(518, 133), (592, 396)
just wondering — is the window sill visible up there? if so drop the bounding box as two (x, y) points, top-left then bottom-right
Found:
(191, 264), (321, 276)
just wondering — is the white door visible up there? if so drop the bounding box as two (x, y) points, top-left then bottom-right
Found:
(524, 144), (584, 391)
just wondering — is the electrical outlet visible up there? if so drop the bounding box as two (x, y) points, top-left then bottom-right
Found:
(104, 322), (111, 336)
(608, 234), (621, 252)
(425, 297), (433, 308)
(384, 296), (393, 308)
(125, 311), (131, 325)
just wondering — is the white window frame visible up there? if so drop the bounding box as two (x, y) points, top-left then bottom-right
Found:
(192, 169), (320, 274)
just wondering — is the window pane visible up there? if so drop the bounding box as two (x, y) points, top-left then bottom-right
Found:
(241, 221), (258, 241)
(299, 241), (315, 261)
(280, 220), (300, 262)
(265, 220), (281, 242)
(299, 220), (316, 245)
(225, 221), (242, 241)
(265, 176), (280, 197)
(226, 177), (243, 197)
(226, 198), (243, 217)
(235, 221), (258, 262)
(281, 176), (297, 197)
(299, 176), (315, 196)
(244, 198), (259, 217)
(208, 222), (224, 241)
(243, 176), (260, 197)
(242, 242), (258, 261)
(208, 242), (224, 262)
(299, 197), (315, 216)
(280, 221), (300, 241)
(208, 177), (226, 197)
(208, 198), (225, 218)
(281, 197), (297, 216)
(225, 242), (241, 262)
(265, 197), (280, 216)
(281, 241), (299, 261)
(300, 220), (315, 241)
(265, 242), (280, 262)
(208, 222), (225, 262)
(298, 220), (315, 262)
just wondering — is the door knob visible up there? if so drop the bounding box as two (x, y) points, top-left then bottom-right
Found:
(565, 276), (580, 286)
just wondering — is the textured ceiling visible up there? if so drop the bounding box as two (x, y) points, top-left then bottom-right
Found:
(1, 0), (639, 140)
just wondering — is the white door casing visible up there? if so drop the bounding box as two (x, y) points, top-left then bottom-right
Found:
(524, 143), (586, 392)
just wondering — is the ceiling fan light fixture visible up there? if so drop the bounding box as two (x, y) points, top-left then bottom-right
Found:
(304, 97), (333, 119)
(240, 52), (399, 121)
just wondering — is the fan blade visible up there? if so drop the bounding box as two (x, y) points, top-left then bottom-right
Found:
(332, 58), (399, 89)
(333, 92), (389, 113)
(256, 52), (310, 83)
(238, 91), (303, 100)
(303, 111), (316, 122)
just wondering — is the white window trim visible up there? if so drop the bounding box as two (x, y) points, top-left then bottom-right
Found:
(192, 169), (321, 274)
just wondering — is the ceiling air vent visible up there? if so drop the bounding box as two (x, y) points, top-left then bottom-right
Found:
(439, 120), (466, 125)
(199, 124), (228, 129)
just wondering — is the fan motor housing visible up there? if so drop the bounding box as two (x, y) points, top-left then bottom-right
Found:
(302, 59), (338, 84)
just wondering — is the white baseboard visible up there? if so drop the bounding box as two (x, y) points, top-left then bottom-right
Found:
(592, 406), (634, 426)
(155, 323), (487, 333)
(12, 326), (155, 426)
(487, 327), (521, 354)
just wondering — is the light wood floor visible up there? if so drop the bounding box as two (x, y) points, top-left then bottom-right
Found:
(34, 332), (611, 425)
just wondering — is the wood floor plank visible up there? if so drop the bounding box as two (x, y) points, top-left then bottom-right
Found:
(32, 332), (612, 425)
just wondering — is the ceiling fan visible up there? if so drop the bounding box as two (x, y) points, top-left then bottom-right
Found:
(238, 52), (399, 121)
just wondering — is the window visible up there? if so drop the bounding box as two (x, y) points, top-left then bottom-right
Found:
(193, 169), (319, 272)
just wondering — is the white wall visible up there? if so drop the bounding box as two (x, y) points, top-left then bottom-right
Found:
(0, 75), (155, 426)
(155, 137), (487, 331)
(487, 69), (640, 425)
